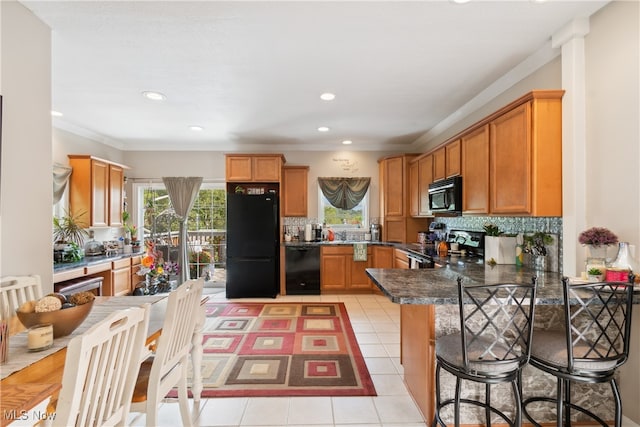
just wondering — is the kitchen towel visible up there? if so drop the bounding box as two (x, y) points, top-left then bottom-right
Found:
(353, 243), (367, 261)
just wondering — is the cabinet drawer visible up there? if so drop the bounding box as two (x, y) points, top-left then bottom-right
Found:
(85, 262), (111, 275)
(130, 255), (142, 266)
(53, 268), (86, 283)
(322, 246), (352, 255)
(112, 258), (130, 269)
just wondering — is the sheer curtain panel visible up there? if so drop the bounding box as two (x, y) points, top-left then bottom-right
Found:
(162, 177), (203, 285)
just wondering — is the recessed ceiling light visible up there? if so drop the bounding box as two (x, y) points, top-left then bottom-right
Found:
(317, 126), (330, 132)
(342, 140), (353, 145)
(320, 92), (336, 101)
(189, 125), (204, 131)
(451, 0), (471, 3)
(51, 110), (63, 117)
(142, 91), (166, 101)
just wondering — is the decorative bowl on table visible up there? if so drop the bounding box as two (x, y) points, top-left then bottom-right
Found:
(16, 297), (94, 338)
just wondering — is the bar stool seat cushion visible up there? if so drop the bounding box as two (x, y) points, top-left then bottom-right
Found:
(436, 334), (521, 374)
(531, 329), (618, 371)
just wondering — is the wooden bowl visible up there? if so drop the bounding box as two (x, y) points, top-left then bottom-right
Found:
(16, 300), (94, 338)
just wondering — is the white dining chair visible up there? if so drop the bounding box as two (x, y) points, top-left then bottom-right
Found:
(0, 275), (43, 315)
(130, 278), (204, 427)
(53, 304), (150, 427)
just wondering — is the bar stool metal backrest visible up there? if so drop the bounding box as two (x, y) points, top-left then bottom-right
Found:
(433, 276), (537, 427)
(523, 276), (635, 427)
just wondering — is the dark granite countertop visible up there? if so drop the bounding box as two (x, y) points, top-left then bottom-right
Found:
(366, 262), (565, 305)
(54, 251), (145, 272)
(367, 262), (640, 305)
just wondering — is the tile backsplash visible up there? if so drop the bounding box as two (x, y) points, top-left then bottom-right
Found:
(435, 216), (563, 272)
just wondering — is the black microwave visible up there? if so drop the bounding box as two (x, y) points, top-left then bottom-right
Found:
(428, 176), (462, 214)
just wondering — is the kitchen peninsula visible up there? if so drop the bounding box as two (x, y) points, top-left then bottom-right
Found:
(366, 262), (638, 424)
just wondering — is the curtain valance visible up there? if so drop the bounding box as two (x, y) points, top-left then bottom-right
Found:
(318, 177), (371, 210)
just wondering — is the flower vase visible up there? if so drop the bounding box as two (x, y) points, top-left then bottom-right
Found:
(585, 245), (609, 273)
(532, 255), (546, 271)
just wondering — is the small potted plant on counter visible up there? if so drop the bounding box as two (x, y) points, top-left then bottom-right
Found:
(483, 223), (517, 265)
(587, 267), (604, 281)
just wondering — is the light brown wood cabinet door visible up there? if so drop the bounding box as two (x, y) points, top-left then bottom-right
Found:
(490, 102), (532, 214)
(409, 161), (419, 217)
(111, 267), (131, 296)
(384, 218), (406, 243)
(349, 258), (372, 291)
(393, 248), (410, 269)
(253, 157), (282, 182)
(418, 155), (433, 216)
(225, 156), (253, 181)
(445, 139), (461, 178)
(282, 166), (308, 217)
(108, 164), (124, 226)
(320, 253), (348, 291)
(432, 147), (446, 182)
(383, 157), (405, 217)
(91, 159), (109, 227)
(462, 125), (490, 214)
(373, 246), (394, 269)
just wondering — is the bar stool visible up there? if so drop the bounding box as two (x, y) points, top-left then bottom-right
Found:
(432, 276), (537, 427)
(523, 276), (635, 427)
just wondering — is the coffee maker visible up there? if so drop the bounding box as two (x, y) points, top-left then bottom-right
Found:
(312, 224), (322, 242)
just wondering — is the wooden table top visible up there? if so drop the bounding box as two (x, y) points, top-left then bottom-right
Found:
(0, 295), (169, 423)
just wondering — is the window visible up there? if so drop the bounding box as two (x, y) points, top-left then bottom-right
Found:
(135, 182), (226, 280)
(318, 185), (369, 229)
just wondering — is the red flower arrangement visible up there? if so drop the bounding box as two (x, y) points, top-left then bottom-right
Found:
(578, 227), (618, 247)
(139, 241), (165, 277)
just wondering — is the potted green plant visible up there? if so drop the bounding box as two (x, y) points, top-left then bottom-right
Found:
(587, 267), (604, 281)
(53, 210), (89, 247)
(483, 223), (516, 265)
(523, 232), (554, 270)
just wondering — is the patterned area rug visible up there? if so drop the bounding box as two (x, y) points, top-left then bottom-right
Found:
(184, 302), (376, 397)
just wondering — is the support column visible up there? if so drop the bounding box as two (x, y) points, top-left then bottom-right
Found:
(552, 18), (589, 277)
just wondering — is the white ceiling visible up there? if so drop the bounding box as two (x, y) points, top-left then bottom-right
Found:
(22, 0), (608, 152)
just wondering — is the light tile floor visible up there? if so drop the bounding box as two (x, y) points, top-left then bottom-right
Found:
(128, 292), (427, 427)
(128, 288), (640, 427)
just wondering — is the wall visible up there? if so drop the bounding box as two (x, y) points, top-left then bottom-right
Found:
(584, 1), (640, 422)
(0, 1), (53, 287)
(53, 128), (124, 166)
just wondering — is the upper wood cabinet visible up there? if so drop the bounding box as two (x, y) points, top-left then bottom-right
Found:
(418, 154), (434, 216)
(381, 155), (408, 217)
(432, 147), (446, 181)
(68, 155), (128, 228)
(409, 154), (434, 217)
(445, 139), (461, 178)
(282, 166), (309, 217)
(461, 125), (490, 214)
(379, 154), (427, 242)
(225, 154), (285, 182)
(489, 92), (563, 216)
(409, 161), (420, 217)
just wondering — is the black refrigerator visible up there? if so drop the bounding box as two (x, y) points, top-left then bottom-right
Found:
(226, 193), (279, 298)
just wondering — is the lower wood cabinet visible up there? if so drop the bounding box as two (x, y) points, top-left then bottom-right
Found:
(394, 248), (410, 269)
(110, 258), (131, 296)
(400, 304), (436, 421)
(320, 246), (372, 293)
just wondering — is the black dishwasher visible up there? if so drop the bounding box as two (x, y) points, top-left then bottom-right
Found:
(285, 246), (320, 295)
